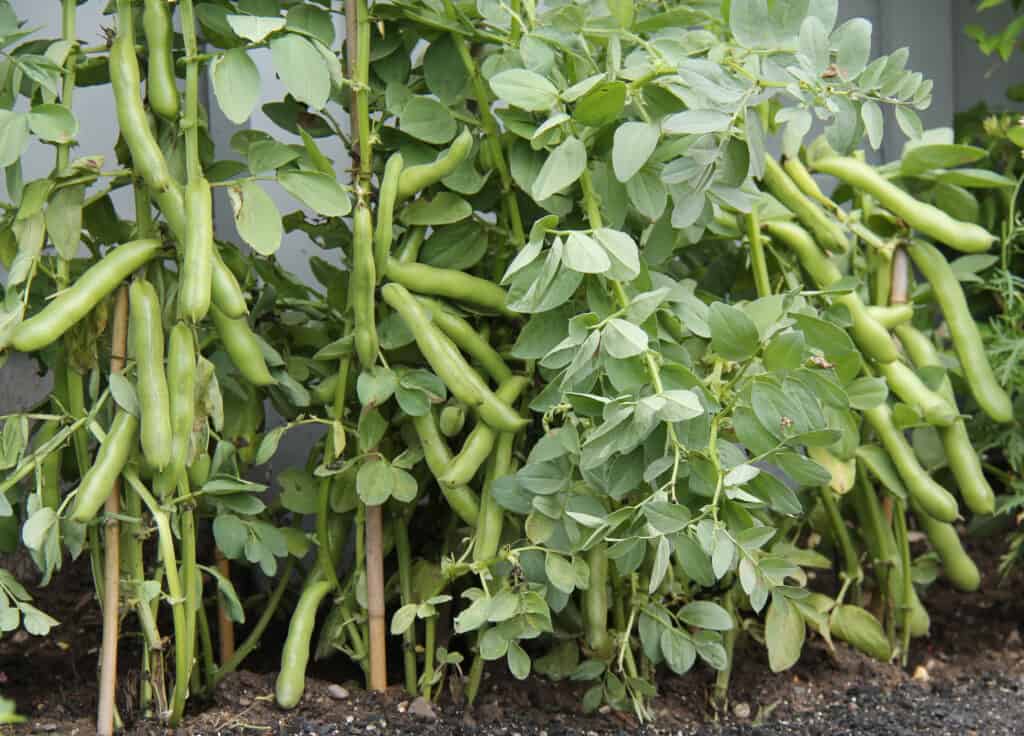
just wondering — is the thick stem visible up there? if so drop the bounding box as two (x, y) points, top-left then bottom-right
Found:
(177, 478), (199, 702)
(179, 0), (202, 183)
(395, 517), (418, 694)
(712, 588), (737, 709)
(443, 1), (524, 246)
(123, 471), (189, 726)
(421, 617), (436, 701)
(57, 0), (77, 172)
(465, 630), (485, 704)
(817, 486), (863, 601)
(316, 358), (350, 594)
(893, 501), (913, 666)
(96, 285), (129, 736)
(196, 593), (217, 687)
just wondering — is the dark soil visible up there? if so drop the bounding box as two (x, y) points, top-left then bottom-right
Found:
(3, 539), (1023, 736)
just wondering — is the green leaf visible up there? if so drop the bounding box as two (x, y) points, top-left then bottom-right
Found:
(400, 96), (457, 144)
(212, 49), (262, 125)
(21, 507), (57, 551)
(270, 33), (330, 110)
(391, 603), (418, 635)
(202, 564), (247, 623)
(937, 168), (1016, 189)
(213, 514), (248, 559)
(833, 18), (872, 77)
(507, 640), (531, 680)
(662, 110), (732, 136)
(861, 101), (883, 150)
(573, 81), (626, 128)
(357, 367), (397, 407)
(708, 303), (759, 361)
(532, 137), (586, 201)
(602, 318), (648, 359)
(0, 110), (30, 168)
(27, 104), (77, 144)
(45, 184), (83, 261)
(895, 107), (923, 140)
(900, 144), (987, 176)
(846, 376), (888, 410)
(593, 228), (640, 281)
(279, 468), (319, 514)
(766, 594), (806, 672)
(660, 627), (696, 675)
(401, 192), (472, 226)
(109, 374), (140, 418)
(612, 122), (659, 183)
(678, 600), (734, 631)
(545, 552), (576, 593)
(489, 69), (560, 111)
(356, 458), (393, 505)
(278, 170), (351, 216)
(228, 181), (282, 255)
(562, 232), (611, 274)
(226, 14), (285, 42)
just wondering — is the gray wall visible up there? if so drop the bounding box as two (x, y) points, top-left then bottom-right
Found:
(3, 0), (1022, 473)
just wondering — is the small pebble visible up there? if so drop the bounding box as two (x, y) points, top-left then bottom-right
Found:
(327, 684), (350, 700)
(734, 702), (751, 719)
(913, 665), (931, 682)
(408, 696), (437, 720)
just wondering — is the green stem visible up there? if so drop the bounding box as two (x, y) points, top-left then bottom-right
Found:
(817, 486), (863, 600)
(748, 206), (771, 298)
(212, 558), (296, 687)
(179, 0), (202, 182)
(465, 629), (486, 705)
(57, 0), (77, 172)
(123, 470), (189, 727)
(893, 500), (913, 666)
(421, 616), (436, 701)
(443, 1), (524, 246)
(712, 588), (737, 709)
(176, 477), (199, 705)
(196, 594), (217, 688)
(395, 516), (418, 695)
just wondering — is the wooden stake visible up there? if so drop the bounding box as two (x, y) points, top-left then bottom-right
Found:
(97, 284), (129, 736)
(215, 549), (235, 665)
(365, 505), (387, 691)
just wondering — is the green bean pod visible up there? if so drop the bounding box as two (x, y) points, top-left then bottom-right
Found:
(441, 376), (530, 486)
(895, 324), (995, 515)
(829, 604), (893, 661)
(178, 177), (214, 323)
(142, 0), (179, 121)
(761, 155), (848, 253)
(764, 220), (899, 362)
(411, 410), (480, 527)
(418, 297), (512, 384)
(211, 250), (248, 319)
(351, 202), (378, 369)
(909, 500), (981, 592)
(878, 360), (957, 427)
(155, 323), (195, 497)
(70, 410), (139, 524)
(907, 240), (1013, 423)
(210, 304), (276, 387)
(473, 430), (514, 563)
(374, 153), (403, 279)
(130, 279), (172, 471)
(864, 403), (959, 522)
(275, 578), (333, 709)
(439, 404), (466, 437)
(386, 258), (513, 316)
(12, 239), (162, 353)
(382, 284), (526, 433)
(782, 154), (835, 209)
(813, 156), (996, 253)
(865, 303), (914, 329)
(396, 127), (473, 201)
(110, 34), (177, 201)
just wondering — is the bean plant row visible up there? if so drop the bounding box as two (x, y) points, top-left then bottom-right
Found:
(0, 0), (1018, 731)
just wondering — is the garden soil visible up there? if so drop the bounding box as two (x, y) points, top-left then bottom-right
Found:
(2, 538), (1022, 736)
